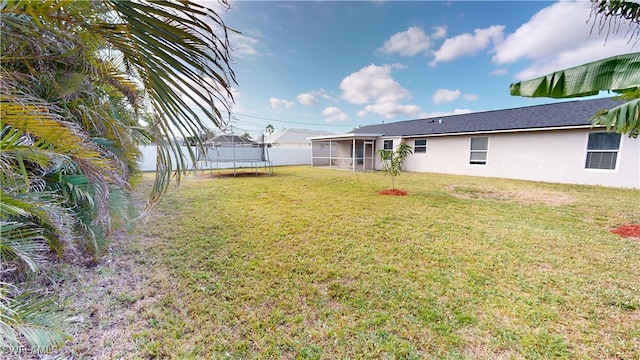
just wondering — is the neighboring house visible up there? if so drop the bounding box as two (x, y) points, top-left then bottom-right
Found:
(210, 134), (255, 145)
(265, 128), (334, 148)
(265, 128), (335, 165)
(310, 97), (640, 189)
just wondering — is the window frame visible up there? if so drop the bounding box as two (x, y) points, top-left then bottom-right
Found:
(414, 139), (427, 153)
(380, 139), (394, 160)
(469, 136), (488, 165)
(584, 132), (621, 171)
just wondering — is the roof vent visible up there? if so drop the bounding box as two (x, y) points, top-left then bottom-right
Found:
(438, 119), (443, 124)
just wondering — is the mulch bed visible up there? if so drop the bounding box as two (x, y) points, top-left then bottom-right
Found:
(378, 189), (408, 196)
(610, 224), (640, 238)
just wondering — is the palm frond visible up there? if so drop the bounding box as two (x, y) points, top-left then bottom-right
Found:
(510, 52), (640, 98)
(1, 188), (75, 251)
(510, 53), (640, 137)
(0, 288), (70, 354)
(0, 221), (47, 274)
(592, 97), (640, 137)
(1, 102), (112, 170)
(102, 0), (236, 201)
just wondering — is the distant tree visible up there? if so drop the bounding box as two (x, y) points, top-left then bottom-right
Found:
(265, 124), (275, 135)
(241, 132), (253, 140)
(376, 142), (413, 190)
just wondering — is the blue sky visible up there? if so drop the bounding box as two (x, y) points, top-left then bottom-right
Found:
(205, 1), (637, 137)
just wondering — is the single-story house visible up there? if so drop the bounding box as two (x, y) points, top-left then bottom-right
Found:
(265, 128), (335, 148)
(309, 97), (640, 189)
(209, 134), (256, 145)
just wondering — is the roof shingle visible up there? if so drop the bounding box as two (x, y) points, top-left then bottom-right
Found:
(352, 97), (624, 137)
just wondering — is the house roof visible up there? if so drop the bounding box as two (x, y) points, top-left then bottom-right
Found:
(213, 134), (255, 144)
(265, 128), (335, 144)
(352, 97), (625, 137)
(310, 133), (383, 141)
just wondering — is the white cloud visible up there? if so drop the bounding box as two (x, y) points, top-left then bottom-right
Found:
(340, 64), (426, 119)
(321, 106), (349, 123)
(340, 64), (409, 105)
(297, 93), (317, 106)
(430, 25), (505, 66)
(432, 25), (447, 40)
(513, 37), (635, 80)
(493, 1), (637, 80)
(432, 89), (461, 104)
(463, 93), (479, 101)
(494, 2), (591, 64)
(357, 102), (426, 119)
(229, 32), (260, 57)
(317, 89), (337, 101)
(379, 26), (432, 56)
(269, 97), (294, 110)
(297, 89), (337, 106)
(425, 108), (474, 118)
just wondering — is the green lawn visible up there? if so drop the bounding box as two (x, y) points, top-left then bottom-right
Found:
(67, 166), (640, 359)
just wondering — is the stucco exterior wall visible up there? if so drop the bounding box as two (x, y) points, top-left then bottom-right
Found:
(374, 137), (403, 169)
(400, 129), (640, 189)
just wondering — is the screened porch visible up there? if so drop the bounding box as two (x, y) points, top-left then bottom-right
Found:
(309, 134), (381, 171)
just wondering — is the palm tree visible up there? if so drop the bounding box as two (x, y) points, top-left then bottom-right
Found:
(266, 124), (275, 135)
(1, 0), (237, 353)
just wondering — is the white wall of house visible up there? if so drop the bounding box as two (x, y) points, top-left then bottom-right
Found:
(373, 137), (403, 169)
(400, 129), (640, 189)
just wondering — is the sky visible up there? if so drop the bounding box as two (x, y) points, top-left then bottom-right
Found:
(203, 0), (637, 137)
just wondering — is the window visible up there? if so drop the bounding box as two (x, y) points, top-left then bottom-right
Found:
(414, 139), (427, 153)
(469, 137), (488, 165)
(381, 139), (393, 160)
(585, 132), (621, 170)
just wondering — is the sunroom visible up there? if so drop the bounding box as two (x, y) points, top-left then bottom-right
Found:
(309, 133), (382, 171)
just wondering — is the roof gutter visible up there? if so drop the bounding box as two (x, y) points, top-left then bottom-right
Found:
(401, 124), (603, 139)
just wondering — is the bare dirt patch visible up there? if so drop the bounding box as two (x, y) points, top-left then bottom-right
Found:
(445, 184), (574, 206)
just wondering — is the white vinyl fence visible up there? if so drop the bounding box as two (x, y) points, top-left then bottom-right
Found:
(138, 145), (311, 171)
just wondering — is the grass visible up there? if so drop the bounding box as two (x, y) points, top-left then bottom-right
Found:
(57, 166), (639, 359)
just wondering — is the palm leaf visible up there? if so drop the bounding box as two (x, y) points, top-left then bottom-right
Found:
(1, 188), (75, 250)
(102, 0), (236, 201)
(510, 52), (640, 98)
(0, 289), (70, 354)
(592, 97), (640, 137)
(1, 102), (112, 169)
(510, 53), (640, 137)
(0, 221), (47, 273)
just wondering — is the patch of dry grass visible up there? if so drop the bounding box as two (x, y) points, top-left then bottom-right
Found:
(52, 166), (640, 359)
